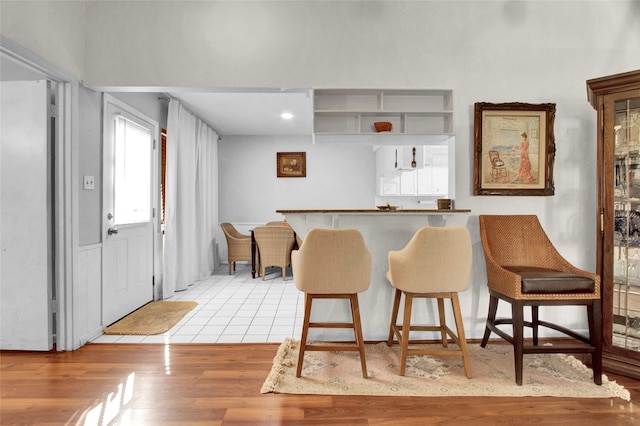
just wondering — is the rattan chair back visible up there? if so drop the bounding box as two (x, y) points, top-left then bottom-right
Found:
(220, 222), (252, 275)
(253, 226), (295, 281)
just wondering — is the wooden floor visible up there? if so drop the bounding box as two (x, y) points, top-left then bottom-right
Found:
(1, 343), (639, 425)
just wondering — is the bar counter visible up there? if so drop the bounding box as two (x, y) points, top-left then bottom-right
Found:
(277, 208), (471, 341)
(277, 209), (471, 213)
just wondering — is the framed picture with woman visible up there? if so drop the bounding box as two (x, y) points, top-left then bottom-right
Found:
(473, 102), (556, 196)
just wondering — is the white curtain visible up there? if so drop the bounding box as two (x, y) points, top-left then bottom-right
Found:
(163, 99), (219, 297)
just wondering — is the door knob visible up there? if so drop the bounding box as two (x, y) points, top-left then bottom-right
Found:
(107, 227), (119, 235)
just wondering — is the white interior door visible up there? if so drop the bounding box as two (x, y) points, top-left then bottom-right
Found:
(0, 80), (53, 350)
(102, 95), (156, 326)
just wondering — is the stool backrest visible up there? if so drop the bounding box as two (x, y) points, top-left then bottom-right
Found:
(292, 228), (371, 294)
(387, 226), (472, 293)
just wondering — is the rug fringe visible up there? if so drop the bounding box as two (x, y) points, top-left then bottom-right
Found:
(260, 337), (297, 394)
(557, 352), (631, 401)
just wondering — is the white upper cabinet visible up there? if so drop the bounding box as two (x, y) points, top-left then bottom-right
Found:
(417, 145), (449, 195)
(376, 145), (449, 196)
(313, 89), (453, 145)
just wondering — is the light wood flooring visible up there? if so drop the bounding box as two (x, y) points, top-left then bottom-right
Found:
(1, 342), (639, 425)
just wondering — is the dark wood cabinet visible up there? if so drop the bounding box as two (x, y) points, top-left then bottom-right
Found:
(588, 70), (640, 379)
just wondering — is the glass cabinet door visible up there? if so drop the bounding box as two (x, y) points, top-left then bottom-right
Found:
(588, 70), (640, 378)
(611, 96), (640, 352)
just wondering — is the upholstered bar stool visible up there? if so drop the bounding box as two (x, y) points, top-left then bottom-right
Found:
(292, 228), (371, 378)
(478, 215), (602, 386)
(386, 226), (473, 378)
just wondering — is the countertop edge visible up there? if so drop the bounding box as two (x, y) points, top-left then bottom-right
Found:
(276, 209), (471, 214)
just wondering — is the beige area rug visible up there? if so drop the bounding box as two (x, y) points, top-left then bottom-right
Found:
(103, 301), (198, 335)
(261, 338), (630, 400)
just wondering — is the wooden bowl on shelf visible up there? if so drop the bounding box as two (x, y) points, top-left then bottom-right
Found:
(374, 122), (393, 132)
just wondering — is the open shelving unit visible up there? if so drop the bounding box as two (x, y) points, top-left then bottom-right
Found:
(312, 89), (454, 145)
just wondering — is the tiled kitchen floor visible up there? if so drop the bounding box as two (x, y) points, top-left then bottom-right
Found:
(91, 263), (304, 344)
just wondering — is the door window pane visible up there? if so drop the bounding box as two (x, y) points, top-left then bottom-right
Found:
(114, 115), (152, 225)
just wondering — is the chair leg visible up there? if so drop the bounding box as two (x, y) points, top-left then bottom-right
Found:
(296, 294), (313, 377)
(437, 297), (448, 347)
(532, 306), (539, 346)
(228, 262), (232, 275)
(399, 293), (413, 376)
(387, 288), (402, 345)
(451, 293), (472, 378)
(349, 294), (368, 378)
(480, 295), (499, 347)
(512, 300), (525, 385)
(589, 299), (603, 385)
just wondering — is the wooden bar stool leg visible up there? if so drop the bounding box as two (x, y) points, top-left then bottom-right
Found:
(451, 293), (472, 378)
(399, 293), (413, 376)
(437, 297), (448, 347)
(388, 288), (402, 345)
(296, 294), (313, 378)
(350, 294), (368, 378)
(532, 306), (539, 346)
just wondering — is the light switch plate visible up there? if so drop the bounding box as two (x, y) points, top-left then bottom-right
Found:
(83, 175), (95, 190)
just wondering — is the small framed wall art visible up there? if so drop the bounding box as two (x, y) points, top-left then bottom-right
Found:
(277, 152), (306, 178)
(473, 102), (556, 196)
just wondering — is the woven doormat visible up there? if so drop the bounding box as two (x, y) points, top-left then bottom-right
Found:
(104, 301), (197, 335)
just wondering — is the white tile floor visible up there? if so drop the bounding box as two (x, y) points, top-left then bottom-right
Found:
(91, 263), (305, 344)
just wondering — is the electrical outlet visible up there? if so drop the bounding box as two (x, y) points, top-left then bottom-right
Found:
(83, 175), (95, 190)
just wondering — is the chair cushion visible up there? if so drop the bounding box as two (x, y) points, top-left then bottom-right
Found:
(504, 266), (595, 294)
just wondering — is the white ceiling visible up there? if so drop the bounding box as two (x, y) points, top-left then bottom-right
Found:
(1, 53), (313, 137)
(168, 89), (313, 137)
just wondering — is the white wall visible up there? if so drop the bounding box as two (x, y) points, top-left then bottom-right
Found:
(0, 1), (86, 79)
(79, 2), (640, 89)
(78, 86), (103, 246)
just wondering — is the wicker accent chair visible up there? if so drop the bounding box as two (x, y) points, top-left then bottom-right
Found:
(265, 220), (303, 250)
(253, 226), (296, 281)
(386, 226), (473, 377)
(478, 215), (602, 385)
(220, 223), (252, 275)
(292, 228), (371, 378)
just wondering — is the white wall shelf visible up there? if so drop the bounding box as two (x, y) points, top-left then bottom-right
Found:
(313, 89), (453, 144)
